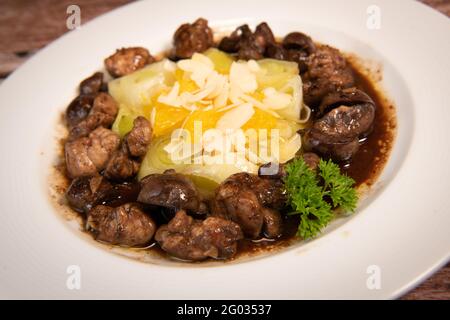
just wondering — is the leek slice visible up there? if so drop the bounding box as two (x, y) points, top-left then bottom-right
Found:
(108, 59), (176, 109)
(203, 48), (235, 74)
(111, 106), (138, 137)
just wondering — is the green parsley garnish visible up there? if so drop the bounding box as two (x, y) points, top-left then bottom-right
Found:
(283, 157), (358, 239)
(319, 159), (358, 212)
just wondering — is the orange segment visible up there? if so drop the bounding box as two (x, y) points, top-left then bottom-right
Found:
(242, 108), (277, 131)
(183, 109), (225, 138)
(144, 102), (191, 137)
(175, 69), (198, 93)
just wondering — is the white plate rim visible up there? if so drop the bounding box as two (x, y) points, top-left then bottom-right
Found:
(0, 0), (449, 299)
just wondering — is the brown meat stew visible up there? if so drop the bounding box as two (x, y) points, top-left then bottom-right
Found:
(52, 19), (396, 262)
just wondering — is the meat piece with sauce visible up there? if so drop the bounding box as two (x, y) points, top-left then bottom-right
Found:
(65, 127), (120, 178)
(219, 172), (286, 210)
(124, 116), (153, 157)
(105, 47), (154, 78)
(155, 210), (243, 261)
(212, 172), (284, 239)
(303, 45), (355, 108)
(104, 116), (152, 181)
(87, 203), (156, 247)
(172, 18), (214, 59)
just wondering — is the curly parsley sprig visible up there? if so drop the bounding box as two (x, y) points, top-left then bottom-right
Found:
(284, 157), (358, 239)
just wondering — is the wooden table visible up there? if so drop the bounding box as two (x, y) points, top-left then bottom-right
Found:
(0, 0), (448, 300)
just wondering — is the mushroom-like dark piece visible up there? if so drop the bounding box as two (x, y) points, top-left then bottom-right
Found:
(79, 72), (104, 95)
(66, 176), (112, 213)
(235, 24), (264, 60)
(68, 92), (119, 141)
(303, 88), (376, 161)
(304, 132), (361, 162)
(65, 94), (95, 128)
(218, 23), (276, 60)
(265, 43), (287, 60)
(138, 170), (206, 214)
(254, 22), (276, 50)
(282, 32), (316, 54)
(65, 72), (106, 127)
(87, 203), (156, 247)
(279, 32), (316, 73)
(173, 18), (214, 59)
(286, 49), (309, 73)
(218, 28), (241, 53)
(66, 176), (141, 213)
(316, 86), (376, 119)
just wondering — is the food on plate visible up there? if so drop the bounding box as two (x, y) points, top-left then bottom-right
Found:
(54, 18), (396, 262)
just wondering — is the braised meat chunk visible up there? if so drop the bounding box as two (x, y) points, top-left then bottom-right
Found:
(303, 45), (355, 108)
(212, 172), (284, 239)
(86, 127), (122, 170)
(105, 47), (154, 78)
(218, 172), (286, 210)
(104, 143), (140, 181)
(104, 116), (152, 181)
(87, 203), (156, 247)
(155, 210), (243, 261)
(173, 18), (214, 59)
(125, 116), (153, 157)
(65, 127), (120, 178)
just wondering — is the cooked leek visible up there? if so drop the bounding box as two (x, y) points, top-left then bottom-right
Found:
(203, 48), (235, 74)
(108, 59), (176, 109)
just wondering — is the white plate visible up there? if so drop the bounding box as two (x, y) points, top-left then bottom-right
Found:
(0, 0), (449, 299)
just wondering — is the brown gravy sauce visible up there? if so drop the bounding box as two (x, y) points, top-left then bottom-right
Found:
(49, 49), (397, 263)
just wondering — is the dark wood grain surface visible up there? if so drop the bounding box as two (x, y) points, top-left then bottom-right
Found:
(0, 0), (448, 300)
